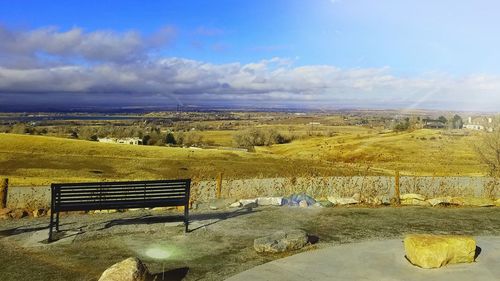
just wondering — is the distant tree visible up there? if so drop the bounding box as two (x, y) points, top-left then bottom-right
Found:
(475, 129), (500, 177)
(10, 123), (28, 134)
(142, 135), (151, 145)
(233, 128), (291, 147)
(451, 114), (463, 129)
(165, 132), (176, 145)
(438, 116), (448, 124)
(392, 119), (410, 132)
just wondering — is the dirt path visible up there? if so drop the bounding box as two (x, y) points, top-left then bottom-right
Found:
(0, 206), (499, 281)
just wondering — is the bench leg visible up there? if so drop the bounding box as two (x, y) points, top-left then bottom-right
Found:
(48, 209), (54, 242)
(184, 204), (189, 233)
(56, 211), (60, 231)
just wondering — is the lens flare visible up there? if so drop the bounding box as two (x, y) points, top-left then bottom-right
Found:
(145, 247), (171, 260)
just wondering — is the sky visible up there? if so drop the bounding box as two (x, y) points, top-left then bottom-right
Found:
(1, 0), (500, 111)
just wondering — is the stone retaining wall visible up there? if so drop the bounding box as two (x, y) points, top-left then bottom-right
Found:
(6, 176), (499, 209)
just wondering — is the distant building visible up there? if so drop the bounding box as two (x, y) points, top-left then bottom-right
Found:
(423, 119), (446, 129)
(464, 116), (494, 132)
(463, 124), (485, 131)
(98, 137), (143, 145)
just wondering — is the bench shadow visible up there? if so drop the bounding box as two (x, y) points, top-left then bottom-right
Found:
(148, 266), (189, 281)
(474, 246), (482, 261)
(100, 207), (259, 232)
(0, 222), (76, 238)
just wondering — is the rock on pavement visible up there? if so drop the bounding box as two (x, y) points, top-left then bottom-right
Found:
(257, 197), (284, 206)
(254, 230), (309, 253)
(404, 234), (476, 269)
(327, 196), (359, 205)
(98, 257), (150, 281)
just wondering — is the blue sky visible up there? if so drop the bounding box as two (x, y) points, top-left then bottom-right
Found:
(1, 0), (500, 111)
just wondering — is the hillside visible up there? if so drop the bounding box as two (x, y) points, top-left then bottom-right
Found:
(0, 128), (487, 186)
(0, 133), (349, 186)
(260, 129), (485, 176)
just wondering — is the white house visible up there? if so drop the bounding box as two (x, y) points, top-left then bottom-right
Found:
(98, 137), (143, 145)
(464, 116), (494, 132)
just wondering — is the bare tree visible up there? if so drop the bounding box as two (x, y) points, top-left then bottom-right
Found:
(475, 129), (500, 177)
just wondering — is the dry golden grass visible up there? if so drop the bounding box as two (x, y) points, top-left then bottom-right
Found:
(260, 128), (486, 176)
(0, 133), (352, 186)
(0, 127), (489, 186)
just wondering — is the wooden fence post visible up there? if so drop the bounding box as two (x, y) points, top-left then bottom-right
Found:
(0, 178), (8, 209)
(216, 172), (223, 199)
(394, 171), (401, 206)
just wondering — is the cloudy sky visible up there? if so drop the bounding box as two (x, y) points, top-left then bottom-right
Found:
(1, 0), (500, 111)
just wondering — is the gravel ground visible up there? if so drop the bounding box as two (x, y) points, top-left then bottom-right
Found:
(0, 205), (499, 281)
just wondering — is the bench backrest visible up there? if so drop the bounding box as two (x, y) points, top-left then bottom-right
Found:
(51, 179), (191, 212)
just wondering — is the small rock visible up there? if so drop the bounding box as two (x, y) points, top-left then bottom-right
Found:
(496, 198), (500, 207)
(427, 197), (456, 207)
(299, 200), (309, 208)
(369, 195), (391, 205)
(257, 197), (284, 206)
(239, 199), (258, 208)
(229, 201), (242, 208)
(90, 209), (118, 214)
(378, 195), (391, 205)
(0, 208), (12, 216)
(98, 257), (150, 281)
(317, 200), (334, 207)
(352, 193), (361, 201)
(401, 198), (431, 206)
(327, 196), (359, 205)
(400, 193), (426, 201)
(404, 234), (476, 269)
(9, 209), (28, 219)
(254, 230), (309, 253)
(151, 207), (174, 212)
(450, 197), (495, 207)
(128, 208), (144, 212)
(32, 208), (47, 218)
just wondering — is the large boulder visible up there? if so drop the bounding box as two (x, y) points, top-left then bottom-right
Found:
(327, 196), (359, 205)
(9, 208), (29, 219)
(400, 194), (429, 206)
(98, 257), (150, 281)
(401, 198), (431, 206)
(239, 199), (258, 208)
(257, 197), (284, 206)
(400, 193), (426, 201)
(451, 197), (495, 207)
(404, 234), (476, 269)
(254, 230), (308, 253)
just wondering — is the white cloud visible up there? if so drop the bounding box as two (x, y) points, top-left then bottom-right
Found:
(0, 25), (499, 111)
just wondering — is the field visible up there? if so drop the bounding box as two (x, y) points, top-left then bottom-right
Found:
(0, 125), (487, 186)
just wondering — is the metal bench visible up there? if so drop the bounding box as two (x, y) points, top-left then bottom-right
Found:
(49, 179), (191, 242)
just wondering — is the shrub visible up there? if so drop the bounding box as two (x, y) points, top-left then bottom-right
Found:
(233, 128), (292, 148)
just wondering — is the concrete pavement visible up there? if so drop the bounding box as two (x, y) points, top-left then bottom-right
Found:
(226, 236), (500, 281)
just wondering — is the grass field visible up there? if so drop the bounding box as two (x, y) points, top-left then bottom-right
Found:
(0, 127), (487, 186)
(0, 133), (350, 186)
(260, 128), (485, 176)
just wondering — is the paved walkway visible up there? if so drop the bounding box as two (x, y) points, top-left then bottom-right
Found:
(226, 236), (500, 281)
